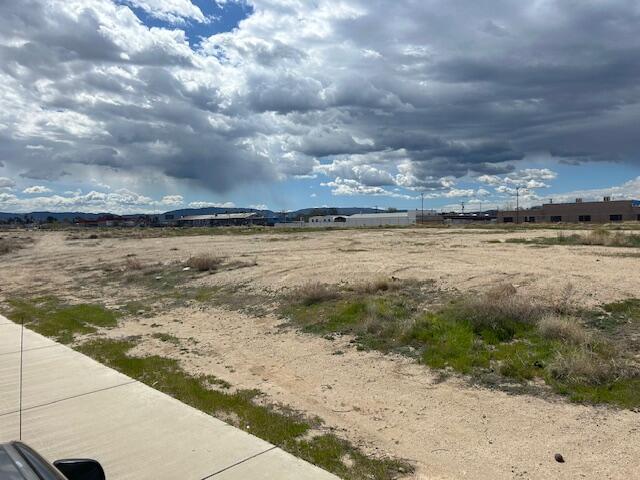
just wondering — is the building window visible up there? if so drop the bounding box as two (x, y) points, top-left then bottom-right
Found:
(503, 217), (514, 223)
(578, 215), (591, 222)
(610, 214), (623, 222)
(637, 214), (640, 221)
(550, 216), (562, 222)
(524, 216), (536, 223)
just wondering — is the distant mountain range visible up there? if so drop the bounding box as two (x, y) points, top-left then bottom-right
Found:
(0, 206), (392, 222)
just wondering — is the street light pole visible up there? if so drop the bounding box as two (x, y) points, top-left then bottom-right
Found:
(515, 187), (520, 224)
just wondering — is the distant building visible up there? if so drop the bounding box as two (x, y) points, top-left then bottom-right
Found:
(308, 215), (348, 226)
(345, 211), (417, 227)
(274, 220), (306, 228)
(497, 198), (640, 224)
(177, 212), (266, 227)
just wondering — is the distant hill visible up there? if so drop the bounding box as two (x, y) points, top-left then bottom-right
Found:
(0, 206), (395, 223)
(163, 206), (390, 220)
(0, 211), (105, 222)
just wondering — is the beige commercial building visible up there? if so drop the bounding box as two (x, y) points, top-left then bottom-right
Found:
(497, 198), (640, 224)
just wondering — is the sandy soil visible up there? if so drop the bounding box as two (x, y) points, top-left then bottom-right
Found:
(1, 228), (639, 479)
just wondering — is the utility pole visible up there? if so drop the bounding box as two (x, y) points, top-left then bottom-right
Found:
(421, 192), (424, 225)
(515, 187), (520, 224)
(461, 201), (465, 214)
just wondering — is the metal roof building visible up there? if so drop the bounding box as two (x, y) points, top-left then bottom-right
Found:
(497, 198), (640, 224)
(177, 212), (266, 227)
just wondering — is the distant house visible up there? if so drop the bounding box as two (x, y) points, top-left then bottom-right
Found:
(177, 212), (265, 227)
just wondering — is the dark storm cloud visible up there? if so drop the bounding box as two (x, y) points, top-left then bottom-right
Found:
(0, 0), (639, 198)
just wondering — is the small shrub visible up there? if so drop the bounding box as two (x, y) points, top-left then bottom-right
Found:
(125, 256), (145, 270)
(547, 347), (636, 386)
(446, 284), (545, 340)
(296, 282), (341, 306)
(186, 254), (225, 272)
(537, 315), (591, 345)
(0, 236), (32, 255)
(550, 283), (578, 315)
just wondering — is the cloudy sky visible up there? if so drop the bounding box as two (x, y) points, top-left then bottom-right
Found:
(1, 0), (639, 214)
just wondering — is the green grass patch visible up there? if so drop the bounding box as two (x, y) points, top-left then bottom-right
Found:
(549, 378), (640, 409)
(281, 283), (640, 408)
(504, 230), (640, 248)
(78, 338), (412, 479)
(4, 297), (119, 344)
(602, 299), (640, 318)
(151, 332), (181, 345)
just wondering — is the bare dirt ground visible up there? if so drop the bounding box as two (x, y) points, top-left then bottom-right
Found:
(2, 227), (639, 479)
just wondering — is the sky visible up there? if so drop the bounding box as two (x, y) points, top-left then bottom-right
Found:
(1, 0), (640, 214)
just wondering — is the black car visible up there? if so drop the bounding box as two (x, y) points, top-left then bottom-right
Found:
(0, 442), (104, 480)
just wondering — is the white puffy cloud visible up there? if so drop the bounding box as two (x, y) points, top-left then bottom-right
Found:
(0, 188), (167, 214)
(545, 176), (640, 204)
(160, 194), (184, 206)
(22, 185), (53, 194)
(121, 0), (209, 24)
(187, 201), (236, 208)
(0, 177), (16, 191)
(321, 178), (416, 199)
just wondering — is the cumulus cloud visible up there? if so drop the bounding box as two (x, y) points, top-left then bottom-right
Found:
(0, 177), (16, 191)
(0, 188), (155, 213)
(545, 176), (640, 204)
(0, 186), (239, 214)
(160, 194), (184, 206)
(121, 0), (209, 24)
(321, 178), (416, 199)
(187, 201), (236, 208)
(23, 185), (53, 194)
(0, 0), (639, 207)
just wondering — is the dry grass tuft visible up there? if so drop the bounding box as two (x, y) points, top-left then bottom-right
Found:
(296, 282), (341, 306)
(548, 347), (637, 386)
(0, 236), (33, 256)
(186, 254), (225, 272)
(555, 229), (640, 247)
(124, 256), (145, 270)
(537, 314), (591, 345)
(459, 283), (544, 331)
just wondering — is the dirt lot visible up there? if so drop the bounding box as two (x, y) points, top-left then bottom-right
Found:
(2, 227), (639, 479)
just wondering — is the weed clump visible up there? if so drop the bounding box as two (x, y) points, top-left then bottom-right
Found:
(124, 256), (145, 270)
(537, 315), (591, 345)
(506, 230), (640, 248)
(186, 254), (225, 272)
(296, 282), (341, 306)
(444, 284), (546, 341)
(547, 346), (632, 386)
(0, 236), (33, 255)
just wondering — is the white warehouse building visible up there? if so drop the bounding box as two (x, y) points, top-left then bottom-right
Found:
(345, 211), (417, 227)
(308, 215), (348, 226)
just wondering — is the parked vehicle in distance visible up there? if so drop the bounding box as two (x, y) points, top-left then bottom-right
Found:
(0, 442), (104, 480)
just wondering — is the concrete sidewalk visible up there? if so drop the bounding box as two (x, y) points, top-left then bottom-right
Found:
(0, 315), (338, 479)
